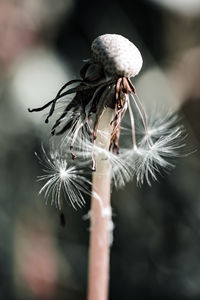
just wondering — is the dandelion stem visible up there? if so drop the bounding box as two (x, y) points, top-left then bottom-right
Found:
(87, 108), (115, 300)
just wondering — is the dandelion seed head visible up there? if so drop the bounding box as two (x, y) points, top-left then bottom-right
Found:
(29, 34), (144, 162)
(29, 33), (186, 199)
(91, 34), (143, 78)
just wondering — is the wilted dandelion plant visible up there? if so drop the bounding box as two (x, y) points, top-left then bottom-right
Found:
(29, 34), (184, 300)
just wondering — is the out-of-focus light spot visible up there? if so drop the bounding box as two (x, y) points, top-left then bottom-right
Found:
(10, 48), (71, 126)
(150, 0), (200, 16)
(136, 66), (179, 113)
(14, 218), (59, 299)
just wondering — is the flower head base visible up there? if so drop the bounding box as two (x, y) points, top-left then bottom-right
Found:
(91, 34), (143, 77)
(28, 33), (185, 206)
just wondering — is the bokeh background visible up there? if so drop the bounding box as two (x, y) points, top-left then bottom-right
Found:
(0, 0), (200, 299)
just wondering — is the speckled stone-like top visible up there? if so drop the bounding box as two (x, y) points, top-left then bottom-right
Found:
(91, 34), (143, 78)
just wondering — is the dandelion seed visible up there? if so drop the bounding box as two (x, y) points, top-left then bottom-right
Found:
(36, 145), (91, 209)
(120, 115), (185, 185)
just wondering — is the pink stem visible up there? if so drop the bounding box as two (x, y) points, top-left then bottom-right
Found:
(87, 108), (115, 300)
(88, 169), (111, 300)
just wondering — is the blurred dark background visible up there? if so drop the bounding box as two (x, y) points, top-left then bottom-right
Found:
(0, 0), (200, 299)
